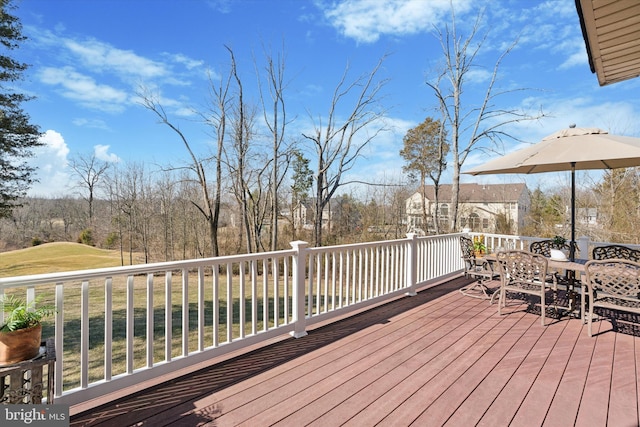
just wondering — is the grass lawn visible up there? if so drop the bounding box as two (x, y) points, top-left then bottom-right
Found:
(0, 242), (139, 277)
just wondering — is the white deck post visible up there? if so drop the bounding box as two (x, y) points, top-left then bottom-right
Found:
(405, 233), (418, 296)
(577, 236), (590, 258)
(290, 240), (309, 338)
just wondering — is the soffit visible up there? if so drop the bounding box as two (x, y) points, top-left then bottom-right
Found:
(577, 0), (640, 86)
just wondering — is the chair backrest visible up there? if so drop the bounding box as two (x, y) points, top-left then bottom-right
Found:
(585, 259), (640, 299)
(592, 245), (640, 262)
(460, 235), (474, 259)
(496, 250), (548, 283)
(529, 240), (554, 257)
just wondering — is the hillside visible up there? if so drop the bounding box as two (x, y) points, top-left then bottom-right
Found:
(0, 242), (133, 278)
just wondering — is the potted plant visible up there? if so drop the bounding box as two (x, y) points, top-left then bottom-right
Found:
(552, 235), (578, 257)
(0, 295), (55, 365)
(473, 235), (487, 256)
(552, 235), (569, 250)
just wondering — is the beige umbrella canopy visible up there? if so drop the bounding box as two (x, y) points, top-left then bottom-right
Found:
(464, 127), (640, 260)
(465, 127), (640, 174)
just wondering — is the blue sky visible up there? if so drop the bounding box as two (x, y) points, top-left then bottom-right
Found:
(14, 0), (640, 197)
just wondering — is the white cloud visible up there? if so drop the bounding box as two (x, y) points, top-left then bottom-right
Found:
(207, 0), (233, 14)
(558, 44), (588, 70)
(72, 118), (110, 130)
(39, 66), (129, 113)
(30, 29), (204, 118)
(27, 130), (73, 197)
(169, 53), (205, 71)
(64, 38), (167, 79)
(94, 145), (121, 163)
(465, 68), (492, 85)
(320, 0), (474, 43)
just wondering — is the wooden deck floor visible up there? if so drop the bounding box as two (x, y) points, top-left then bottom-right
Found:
(70, 276), (640, 426)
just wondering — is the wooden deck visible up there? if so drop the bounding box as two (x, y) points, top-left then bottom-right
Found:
(70, 276), (640, 426)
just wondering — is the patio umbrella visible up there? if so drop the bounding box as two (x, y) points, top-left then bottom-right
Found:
(463, 126), (640, 261)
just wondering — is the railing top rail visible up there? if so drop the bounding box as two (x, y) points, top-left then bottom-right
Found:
(306, 237), (410, 253)
(306, 233), (463, 255)
(0, 248), (297, 289)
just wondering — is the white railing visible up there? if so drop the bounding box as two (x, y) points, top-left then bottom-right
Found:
(0, 233), (464, 407)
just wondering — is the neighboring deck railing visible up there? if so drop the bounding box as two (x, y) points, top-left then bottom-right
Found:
(0, 233), (467, 407)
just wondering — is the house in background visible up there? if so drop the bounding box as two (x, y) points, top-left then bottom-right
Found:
(281, 198), (340, 231)
(405, 183), (530, 234)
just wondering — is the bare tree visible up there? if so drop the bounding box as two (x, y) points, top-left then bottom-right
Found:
(594, 168), (640, 243)
(226, 45), (259, 253)
(69, 152), (110, 228)
(138, 88), (221, 257)
(427, 8), (543, 231)
(255, 42), (293, 251)
(246, 163), (271, 252)
(53, 197), (83, 240)
(201, 67), (233, 257)
(303, 55), (389, 246)
(104, 162), (139, 265)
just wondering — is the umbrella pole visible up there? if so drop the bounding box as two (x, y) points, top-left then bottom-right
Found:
(570, 161), (576, 262)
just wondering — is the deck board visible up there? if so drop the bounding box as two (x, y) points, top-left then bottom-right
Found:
(441, 310), (533, 426)
(609, 332), (638, 427)
(312, 301), (498, 426)
(577, 327), (615, 426)
(215, 292), (480, 426)
(70, 276), (640, 427)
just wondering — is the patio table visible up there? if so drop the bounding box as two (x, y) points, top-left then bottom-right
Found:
(486, 254), (588, 317)
(547, 258), (587, 314)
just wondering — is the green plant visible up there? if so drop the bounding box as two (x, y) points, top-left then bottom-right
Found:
(78, 228), (94, 246)
(105, 231), (119, 249)
(552, 235), (568, 249)
(472, 235), (486, 253)
(0, 295), (56, 332)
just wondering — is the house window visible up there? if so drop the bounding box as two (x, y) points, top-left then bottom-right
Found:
(439, 204), (449, 217)
(468, 213), (481, 231)
(482, 218), (489, 229)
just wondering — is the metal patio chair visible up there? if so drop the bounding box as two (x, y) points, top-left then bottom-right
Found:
(459, 236), (500, 302)
(530, 240), (571, 304)
(592, 244), (640, 262)
(584, 259), (640, 337)
(496, 250), (552, 326)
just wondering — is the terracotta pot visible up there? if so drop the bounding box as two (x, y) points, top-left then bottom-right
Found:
(0, 323), (42, 365)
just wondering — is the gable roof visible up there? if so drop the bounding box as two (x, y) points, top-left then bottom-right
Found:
(419, 183), (528, 203)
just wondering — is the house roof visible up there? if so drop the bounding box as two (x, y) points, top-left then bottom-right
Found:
(576, 0), (640, 86)
(418, 183), (527, 203)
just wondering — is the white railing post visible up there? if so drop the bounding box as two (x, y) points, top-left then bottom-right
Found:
(577, 236), (590, 258)
(405, 233), (418, 296)
(290, 240), (308, 338)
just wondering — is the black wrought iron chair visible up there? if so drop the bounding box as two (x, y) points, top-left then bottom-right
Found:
(584, 259), (640, 336)
(459, 236), (500, 302)
(529, 240), (571, 301)
(529, 240), (554, 257)
(496, 250), (553, 326)
(592, 244), (640, 262)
